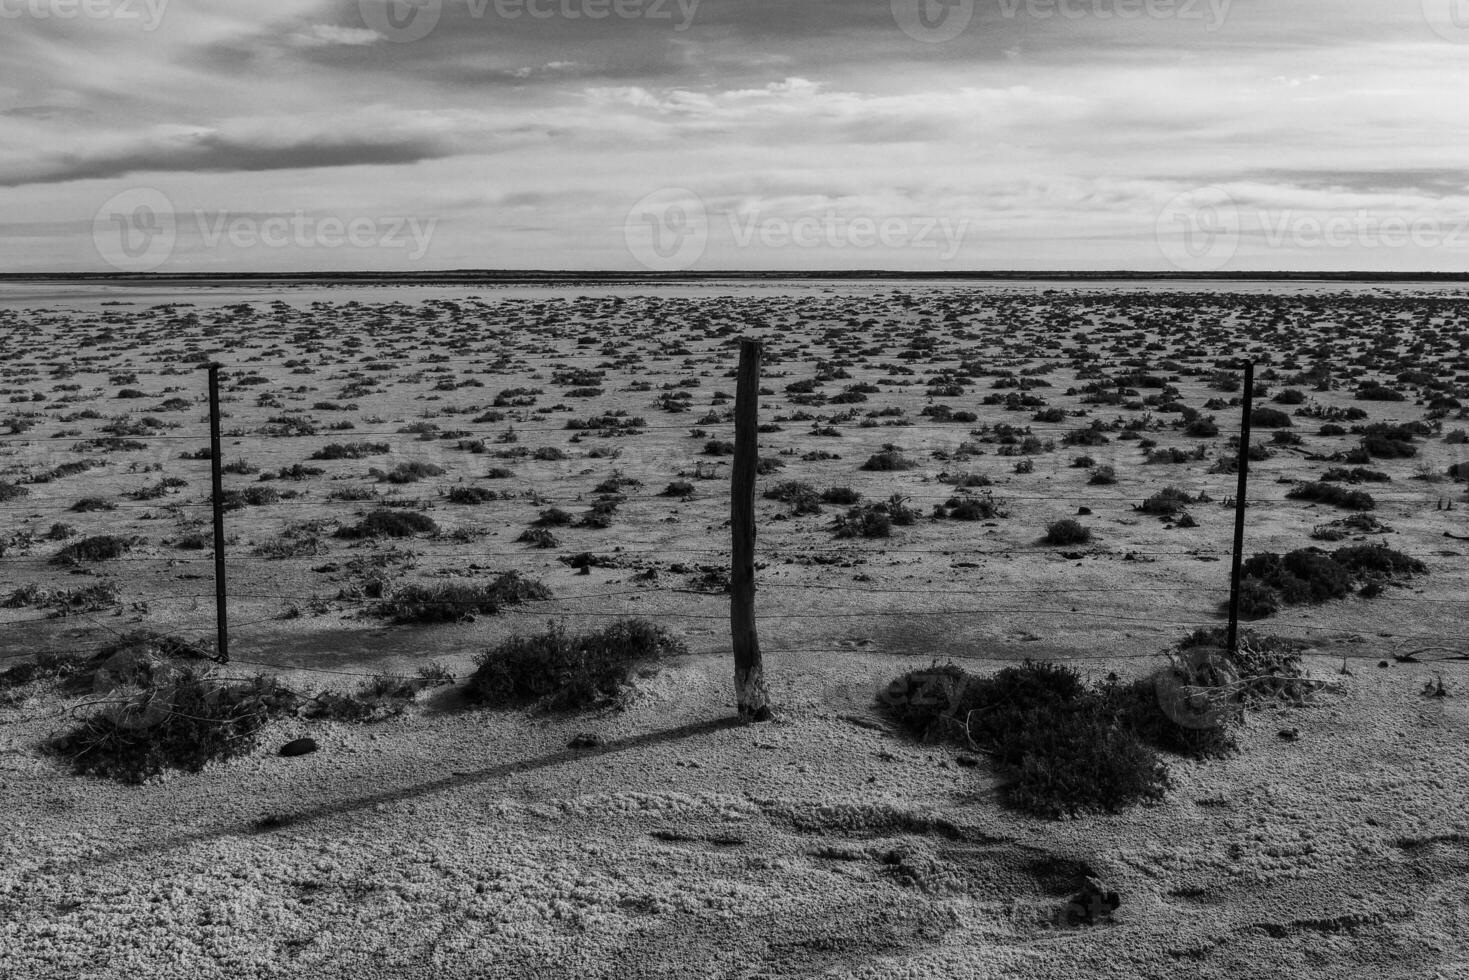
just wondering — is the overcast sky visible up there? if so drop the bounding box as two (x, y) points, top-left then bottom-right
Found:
(2, 0), (1466, 273)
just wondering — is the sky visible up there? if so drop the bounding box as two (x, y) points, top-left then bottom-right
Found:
(1, 0), (1467, 273)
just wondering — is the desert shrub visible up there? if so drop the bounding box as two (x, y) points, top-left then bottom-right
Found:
(833, 495), (917, 538)
(301, 666), (453, 723)
(1361, 435), (1416, 459)
(1043, 519), (1092, 545)
(1250, 407), (1293, 428)
(1321, 467), (1390, 483)
(516, 527), (559, 548)
(485, 466), (515, 480)
(1137, 486), (1193, 517)
(1239, 549), (1353, 613)
(1179, 627), (1305, 684)
(533, 507), (574, 527)
(335, 510), (439, 539)
(268, 464), (324, 481)
(1450, 462), (1469, 481)
(0, 651), (90, 701)
(879, 661), (1170, 818)
(1445, 429), (1468, 445)
(0, 480), (30, 502)
(1100, 675), (1237, 760)
(375, 461), (446, 484)
(465, 618), (687, 712)
(1286, 482), (1375, 510)
(936, 493), (1007, 521)
(1273, 388), (1306, 405)
(821, 486), (861, 505)
(1331, 544), (1426, 578)
(533, 446), (568, 461)
(860, 449), (917, 471)
(53, 535), (129, 564)
(1062, 425), (1109, 447)
(1320, 423), (1347, 436)
(1235, 578), (1279, 618)
(661, 480), (696, 499)
(49, 667), (293, 784)
(703, 440), (736, 456)
(1184, 417), (1219, 437)
(327, 487), (378, 502)
(311, 442), (391, 460)
(765, 481), (822, 515)
(1356, 383), (1405, 401)
(447, 486), (499, 505)
(1088, 464), (1117, 485)
(375, 573), (550, 623)
(69, 496), (116, 513)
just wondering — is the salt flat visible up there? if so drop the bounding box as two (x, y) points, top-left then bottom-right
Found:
(1, 281), (1466, 978)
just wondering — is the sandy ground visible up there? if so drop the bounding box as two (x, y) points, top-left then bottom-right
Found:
(2, 650), (1468, 979)
(1, 282), (1468, 977)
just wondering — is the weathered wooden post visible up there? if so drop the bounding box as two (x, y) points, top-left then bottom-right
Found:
(205, 363), (229, 664)
(1226, 360), (1254, 657)
(731, 339), (771, 721)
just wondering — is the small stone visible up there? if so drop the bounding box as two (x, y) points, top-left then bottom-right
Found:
(279, 738), (318, 757)
(1277, 728), (1299, 741)
(568, 733), (604, 749)
(1064, 876), (1120, 925)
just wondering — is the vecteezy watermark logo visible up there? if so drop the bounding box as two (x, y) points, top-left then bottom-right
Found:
(892, 0), (974, 43)
(93, 188), (440, 271)
(362, 0), (700, 42)
(93, 188), (178, 273)
(0, 0), (170, 31)
(728, 210), (970, 260)
(1155, 186), (1240, 272)
(1423, 0), (1469, 42)
(359, 0), (441, 43)
(624, 188), (710, 272)
(996, 0), (1231, 31)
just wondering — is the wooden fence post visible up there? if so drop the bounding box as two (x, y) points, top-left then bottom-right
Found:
(731, 339), (771, 721)
(206, 363), (229, 664)
(1226, 360), (1255, 657)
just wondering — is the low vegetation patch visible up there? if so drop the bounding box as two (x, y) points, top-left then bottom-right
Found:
(1286, 481), (1375, 510)
(335, 510), (439, 539)
(1237, 545), (1425, 617)
(833, 495), (918, 538)
(465, 618), (687, 712)
(375, 573), (551, 623)
(52, 534), (131, 564)
(1043, 519), (1093, 545)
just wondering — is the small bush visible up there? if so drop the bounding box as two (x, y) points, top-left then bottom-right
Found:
(1137, 486), (1193, 517)
(335, 510), (439, 539)
(703, 440), (736, 456)
(1043, 519), (1092, 545)
(311, 442), (390, 460)
(376, 573), (551, 623)
(376, 461), (446, 484)
(1088, 465), (1117, 485)
(1249, 407), (1293, 428)
(447, 486), (499, 505)
(661, 480), (696, 499)
(879, 661), (1170, 818)
(1287, 482), (1375, 511)
(860, 449), (917, 472)
(53, 535), (130, 564)
(49, 667), (293, 784)
(0, 481), (30, 502)
(833, 495), (917, 538)
(516, 527), (559, 548)
(465, 619), (687, 712)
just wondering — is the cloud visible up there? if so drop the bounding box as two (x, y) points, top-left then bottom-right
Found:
(0, 127), (456, 187)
